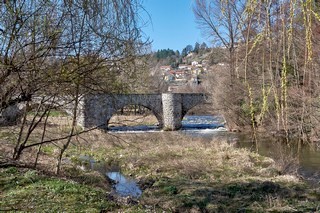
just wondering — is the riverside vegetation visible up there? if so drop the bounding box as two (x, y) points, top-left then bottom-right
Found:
(1, 0), (319, 211)
(1, 114), (320, 212)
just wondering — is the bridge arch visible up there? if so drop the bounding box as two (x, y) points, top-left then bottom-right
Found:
(181, 93), (208, 118)
(108, 104), (162, 128)
(79, 93), (209, 130)
(80, 94), (163, 129)
(106, 103), (163, 128)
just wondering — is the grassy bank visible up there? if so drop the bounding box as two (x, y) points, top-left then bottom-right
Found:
(1, 123), (320, 212)
(82, 132), (320, 212)
(0, 167), (118, 212)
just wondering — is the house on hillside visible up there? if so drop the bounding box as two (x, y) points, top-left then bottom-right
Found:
(175, 70), (186, 79)
(178, 64), (192, 71)
(187, 52), (194, 57)
(164, 72), (175, 82)
(178, 64), (188, 70)
(160, 66), (171, 71)
(192, 68), (202, 75)
(191, 61), (199, 66)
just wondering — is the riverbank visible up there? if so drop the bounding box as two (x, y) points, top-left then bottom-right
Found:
(0, 167), (118, 212)
(1, 126), (319, 212)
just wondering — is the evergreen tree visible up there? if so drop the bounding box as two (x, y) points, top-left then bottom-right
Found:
(181, 44), (193, 57)
(194, 42), (200, 53)
(155, 49), (176, 59)
(200, 42), (208, 50)
(182, 47), (188, 57)
(185, 45), (193, 54)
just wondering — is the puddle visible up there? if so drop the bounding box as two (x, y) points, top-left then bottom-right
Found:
(107, 172), (142, 198)
(76, 156), (142, 198)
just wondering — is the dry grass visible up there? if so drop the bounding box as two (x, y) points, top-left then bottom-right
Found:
(108, 114), (158, 127)
(101, 133), (270, 180)
(66, 131), (319, 212)
(1, 115), (319, 212)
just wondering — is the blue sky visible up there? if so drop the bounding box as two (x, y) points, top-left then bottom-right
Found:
(141, 0), (208, 52)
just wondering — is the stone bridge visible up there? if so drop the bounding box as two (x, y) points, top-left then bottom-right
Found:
(78, 93), (209, 130)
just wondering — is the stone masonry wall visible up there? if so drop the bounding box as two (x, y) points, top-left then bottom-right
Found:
(79, 94), (163, 129)
(162, 93), (182, 130)
(77, 93), (208, 130)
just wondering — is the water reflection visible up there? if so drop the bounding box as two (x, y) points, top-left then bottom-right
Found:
(107, 115), (320, 183)
(77, 156), (143, 198)
(107, 172), (142, 198)
(230, 134), (320, 184)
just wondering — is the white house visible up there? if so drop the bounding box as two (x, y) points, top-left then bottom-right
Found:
(160, 66), (171, 71)
(178, 64), (188, 70)
(191, 61), (199, 66)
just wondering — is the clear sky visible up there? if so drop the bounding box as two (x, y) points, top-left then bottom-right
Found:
(141, 0), (208, 53)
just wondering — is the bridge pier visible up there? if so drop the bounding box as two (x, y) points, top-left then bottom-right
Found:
(76, 93), (208, 131)
(162, 93), (182, 130)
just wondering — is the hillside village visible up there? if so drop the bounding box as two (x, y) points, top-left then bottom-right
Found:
(149, 43), (229, 93)
(155, 53), (226, 93)
(160, 59), (208, 91)
(1, 1), (320, 213)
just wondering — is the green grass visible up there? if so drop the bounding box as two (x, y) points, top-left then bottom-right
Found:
(141, 175), (319, 212)
(0, 129), (18, 144)
(1, 128), (320, 212)
(0, 167), (117, 212)
(27, 110), (69, 117)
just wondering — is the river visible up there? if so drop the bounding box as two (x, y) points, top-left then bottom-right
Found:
(109, 115), (320, 184)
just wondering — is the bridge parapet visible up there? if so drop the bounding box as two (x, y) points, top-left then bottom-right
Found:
(79, 94), (163, 129)
(77, 93), (209, 130)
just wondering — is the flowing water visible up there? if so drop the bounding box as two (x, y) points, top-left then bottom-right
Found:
(108, 115), (227, 132)
(83, 115), (319, 197)
(109, 115), (320, 184)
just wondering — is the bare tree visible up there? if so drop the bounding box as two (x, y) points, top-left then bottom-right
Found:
(193, 0), (248, 130)
(1, 0), (149, 170)
(194, 0), (320, 141)
(193, 0), (246, 82)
